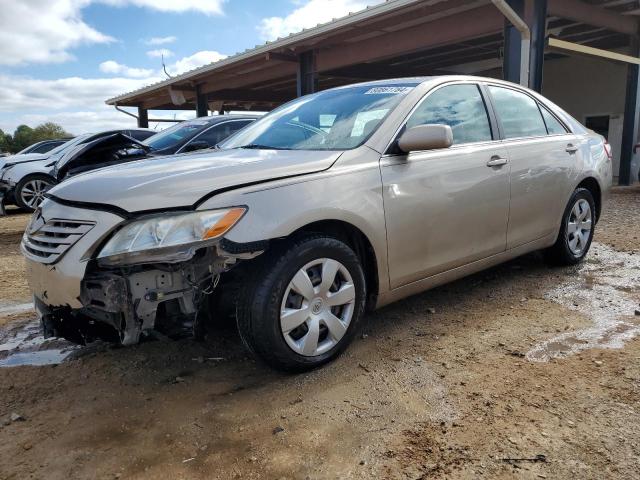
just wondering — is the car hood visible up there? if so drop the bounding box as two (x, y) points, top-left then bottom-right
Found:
(54, 133), (149, 181)
(0, 152), (50, 169)
(49, 148), (342, 213)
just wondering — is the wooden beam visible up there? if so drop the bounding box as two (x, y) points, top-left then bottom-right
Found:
(195, 85), (208, 117)
(137, 106), (148, 128)
(315, 5), (504, 72)
(197, 62), (299, 94)
(265, 52), (298, 62)
(206, 89), (293, 102)
(326, 63), (435, 80)
(297, 50), (318, 96)
(547, 37), (640, 64)
(547, 0), (638, 36)
(170, 84), (196, 92)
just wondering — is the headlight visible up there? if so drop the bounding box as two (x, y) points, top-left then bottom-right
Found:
(98, 207), (246, 260)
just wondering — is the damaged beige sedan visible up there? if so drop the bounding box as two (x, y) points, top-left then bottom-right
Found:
(22, 76), (612, 371)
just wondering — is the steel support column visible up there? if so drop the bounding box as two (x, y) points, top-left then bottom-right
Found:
(137, 106), (148, 128)
(619, 37), (640, 185)
(297, 50), (318, 97)
(528, 0), (547, 92)
(502, 0), (525, 84)
(196, 85), (208, 117)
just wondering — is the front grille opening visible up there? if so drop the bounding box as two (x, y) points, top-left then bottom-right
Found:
(22, 218), (95, 264)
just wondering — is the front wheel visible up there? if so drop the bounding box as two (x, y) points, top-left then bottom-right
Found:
(545, 188), (596, 265)
(15, 174), (55, 211)
(236, 235), (367, 372)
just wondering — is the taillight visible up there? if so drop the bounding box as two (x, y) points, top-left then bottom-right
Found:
(603, 141), (613, 161)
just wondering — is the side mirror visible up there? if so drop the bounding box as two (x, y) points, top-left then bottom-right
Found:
(183, 140), (211, 152)
(397, 124), (453, 153)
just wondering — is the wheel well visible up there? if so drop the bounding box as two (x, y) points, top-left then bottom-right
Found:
(289, 220), (379, 310)
(577, 177), (602, 222)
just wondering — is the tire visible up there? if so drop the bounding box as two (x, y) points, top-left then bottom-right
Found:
(236, 235), (367, 372)
(15, 174), (56, 212)
(545, 188), (596, 266)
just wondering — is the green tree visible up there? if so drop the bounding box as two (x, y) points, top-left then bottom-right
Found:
(11, 125), (34, 153)
(0, 129), (11, 153)
(4, 122), (72, 153)
(31, 122), (71, 142)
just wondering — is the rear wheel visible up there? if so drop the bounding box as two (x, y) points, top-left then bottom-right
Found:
(15, 174), (55, 211)
(545, 188), (595, 265)
(236, 235), (366, 372)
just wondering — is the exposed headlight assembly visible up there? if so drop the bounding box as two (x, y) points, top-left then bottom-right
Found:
(97, 207), (246, 264)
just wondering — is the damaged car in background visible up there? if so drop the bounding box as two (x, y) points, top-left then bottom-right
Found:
(22, 76), (612, 372)
(1, 116), (257, 213)
(0, 129), (154, 213)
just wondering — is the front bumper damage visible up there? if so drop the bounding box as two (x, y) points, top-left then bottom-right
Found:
(24, 199), (265, 345)
(36, 242), (262, 345)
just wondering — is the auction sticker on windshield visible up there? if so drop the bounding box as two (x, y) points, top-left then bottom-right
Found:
(364, 86), (413, 94)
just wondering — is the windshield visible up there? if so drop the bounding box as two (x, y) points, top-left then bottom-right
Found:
(143, 120), (212, 150)
(16, 143), (39, 155)
(220, 83), (417, 151)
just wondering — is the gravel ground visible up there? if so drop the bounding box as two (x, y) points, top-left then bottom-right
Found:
(0, 186), (639, 479)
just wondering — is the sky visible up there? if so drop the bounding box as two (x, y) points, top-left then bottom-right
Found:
(0, 0), (383, 135)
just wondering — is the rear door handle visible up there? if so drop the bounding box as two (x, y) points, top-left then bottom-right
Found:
(566, 144), (579, 154)
(486, 156), (508, 167)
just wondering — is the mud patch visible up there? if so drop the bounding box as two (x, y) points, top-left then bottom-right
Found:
(527, 243), (640, 362)
(0, 317), (79, 367)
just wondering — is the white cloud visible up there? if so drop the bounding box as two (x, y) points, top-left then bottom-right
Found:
(0, 74), (161, 112)
(168, 50), (228, 75)
(102, 0), (225, 15)
(0, 47), (229, 134)
(0, 1), (225, 67)
(99, 60), (155, 78)
(0, 0), (113, 66)
(144, 36), (177, 46)
(147, 49), (174, 58)
(258, 0), (384, 41)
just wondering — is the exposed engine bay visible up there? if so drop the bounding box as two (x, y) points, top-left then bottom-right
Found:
(36, 240), (266, 346)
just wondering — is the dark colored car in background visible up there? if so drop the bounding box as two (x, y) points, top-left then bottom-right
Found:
(15, 139), (72, 155)
(143, 115), (259, 156)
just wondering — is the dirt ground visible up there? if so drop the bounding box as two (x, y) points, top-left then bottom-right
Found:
(0, 187), (639, 480)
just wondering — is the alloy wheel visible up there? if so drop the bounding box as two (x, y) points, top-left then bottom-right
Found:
(20, 179), (52, 208)
(280, 258), (356, 357)
(567, 198), (592, 256)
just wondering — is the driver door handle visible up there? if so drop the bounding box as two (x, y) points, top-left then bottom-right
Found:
(486, 156), (508, 167)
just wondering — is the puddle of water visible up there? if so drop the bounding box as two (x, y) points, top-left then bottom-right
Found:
(1, 349), (71, 367)
(527, 243), (640, 362)
(0, 318), (79, 367)
(0, 301), (34, 316)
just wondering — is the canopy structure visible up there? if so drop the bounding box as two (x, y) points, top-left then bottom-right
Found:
(106, 0), (640, 184)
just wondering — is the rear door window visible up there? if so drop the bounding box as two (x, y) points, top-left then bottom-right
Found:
(406, 84), (493, 145)
(488, 86), (548, 139)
